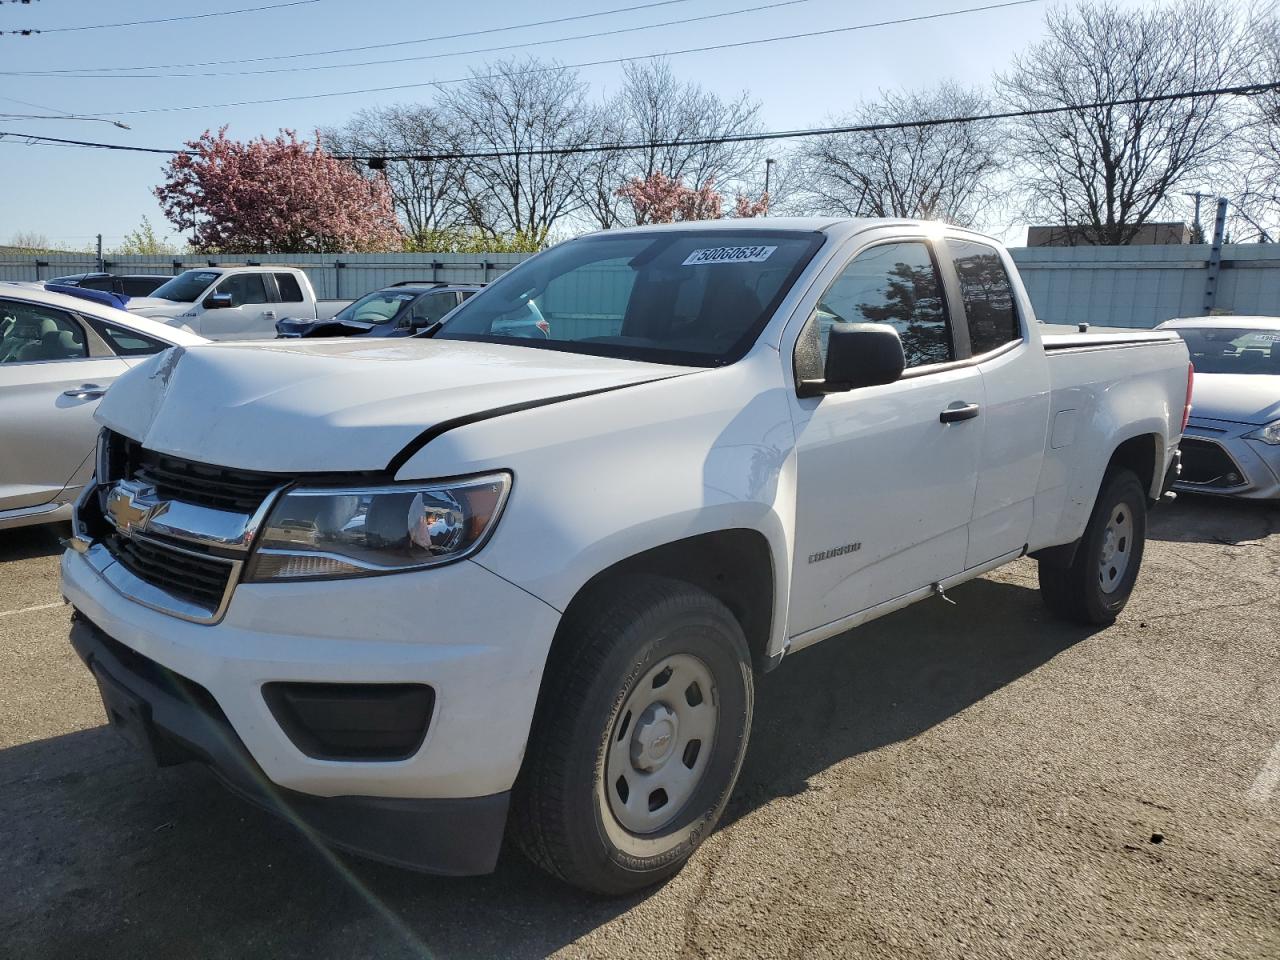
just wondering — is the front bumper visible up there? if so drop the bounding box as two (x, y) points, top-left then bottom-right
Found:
(70, 613), (510, 875)
(1175, 420), (1280, 500)
(61, 545), (561, 800)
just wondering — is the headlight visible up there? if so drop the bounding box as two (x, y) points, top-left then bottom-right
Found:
(247, 472), (511, 581)
(1245, 420), (1280, 445)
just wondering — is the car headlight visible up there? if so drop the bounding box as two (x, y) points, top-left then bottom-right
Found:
(246, 472), (511, 581)
(1245, 420), (1280, 445)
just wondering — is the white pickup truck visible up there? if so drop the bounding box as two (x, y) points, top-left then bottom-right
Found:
(127, 265), (349, 341)
(63, 219), (1191, 895)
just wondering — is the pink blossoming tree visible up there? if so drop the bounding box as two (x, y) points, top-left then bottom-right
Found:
(154, 127), (403, 253)
(616, 172), (769, 224)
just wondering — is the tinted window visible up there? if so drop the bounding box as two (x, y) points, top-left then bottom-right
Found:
(151, 270), (221, 303)
(411, 292), (458, 327)
(0, 300), (88, 363)
(94, 322), (168, 357)
(216, 273), (270, 307)
(802, 241), (953, 371)
(275, 272), (304, 302)
(1168, 327), (1280, 375)
(949, 239), (1019, 355)
(120, 277), (166, 297)
(436, 231), (824, 366)
(79, 276), (115, 292)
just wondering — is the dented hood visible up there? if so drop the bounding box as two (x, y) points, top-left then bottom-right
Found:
(96, 338), (683, 473)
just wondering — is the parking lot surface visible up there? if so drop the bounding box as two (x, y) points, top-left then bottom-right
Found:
(2, 496), (1278, 959)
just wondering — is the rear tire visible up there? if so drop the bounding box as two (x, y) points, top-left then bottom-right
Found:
(513, 576), (753, 896)
(1039, 468), (1147, 625)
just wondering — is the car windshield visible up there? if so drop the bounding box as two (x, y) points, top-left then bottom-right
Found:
(150, 270), (221, 303)
(334, 290), (419, 325)
(434, 230), (825, 366)
(1170, 327), (1280, 375)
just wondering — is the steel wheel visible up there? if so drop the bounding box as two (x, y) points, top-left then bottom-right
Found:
(1097, 502), (1134, 594)
(604, 653), (718, 835)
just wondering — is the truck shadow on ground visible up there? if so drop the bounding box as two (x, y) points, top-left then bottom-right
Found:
(0, 521), (69, 562)
(2, 577), (1096, 960)
(1147, 493), (1278, 546)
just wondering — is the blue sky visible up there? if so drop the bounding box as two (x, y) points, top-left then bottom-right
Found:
(0, 0), (1163, 248)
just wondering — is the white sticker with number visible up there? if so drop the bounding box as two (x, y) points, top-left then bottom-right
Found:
(681, 245), (777, 266)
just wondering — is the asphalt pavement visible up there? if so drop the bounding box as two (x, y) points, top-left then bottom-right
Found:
(2, 496), (1277, 959)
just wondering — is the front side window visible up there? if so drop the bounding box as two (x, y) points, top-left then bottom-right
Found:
(215, 273), (270, 307)
(1169, 327), (1280, 375)
(151, 270), (221, 303)
(0, 300), (88, 363)
(411, 292), (459, 327)
(120, 277), (165, 298)
(274, 273), (304, 302)
(949, 239), (1020, 355)
(435, 230), (825, 366)
(798, 241), (953, 374)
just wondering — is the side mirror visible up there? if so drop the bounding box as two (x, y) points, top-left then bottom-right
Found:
(798, 322), (905, 398)
(203, 292), (233, 310)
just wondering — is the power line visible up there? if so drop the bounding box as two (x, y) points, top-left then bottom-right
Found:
(87, 0), (1051, 116)
(3, 0), (830, 80)
(0, 0), (323, 36)
(6, 0), (704, 73)
(0, 112), (130, 128)
(2, 81), (1276, 159)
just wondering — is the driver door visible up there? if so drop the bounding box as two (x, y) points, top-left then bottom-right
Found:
(0, 299), (128, 512)
(200, 273), (275, 340)
(785, 238), (985, 642)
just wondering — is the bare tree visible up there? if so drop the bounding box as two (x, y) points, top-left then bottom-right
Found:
(999, 0), (1257, 245)
(321, 104), (468, 237)
(1229, 7), (1280, 241)
(788, 83), (1004, 227)
(441, 58), (596, 237)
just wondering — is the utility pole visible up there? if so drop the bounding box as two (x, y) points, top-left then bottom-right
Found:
(1184, 190), (1208, 243)
(95, 233), (103, 272)
(1203, 197), (1229, 314)
(764, 158), (775, 196)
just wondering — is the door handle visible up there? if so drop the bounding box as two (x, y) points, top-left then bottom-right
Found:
(939, 402), (980, 423)
(63, 383), (106, 400)
(263, 310), (276, 319)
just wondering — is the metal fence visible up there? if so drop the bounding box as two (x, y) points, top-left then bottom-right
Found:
(5, 244), (1280, 329)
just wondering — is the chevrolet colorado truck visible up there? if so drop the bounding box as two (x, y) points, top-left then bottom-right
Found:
(62, 219), (1191, 895)
(127, 265), (348, 341)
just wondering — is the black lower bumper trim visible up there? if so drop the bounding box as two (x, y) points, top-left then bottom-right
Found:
(69, 613), (509, 876)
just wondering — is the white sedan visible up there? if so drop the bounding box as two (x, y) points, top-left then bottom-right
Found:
(0, 283), (205, 530)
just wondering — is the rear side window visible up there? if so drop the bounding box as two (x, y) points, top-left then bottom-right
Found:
(275, 273), (304, 302)
(800, 240), (954, 372)
(94, 322), (168, 357)
(120, 277), (164, 297)
(948, 239), (1020, 355)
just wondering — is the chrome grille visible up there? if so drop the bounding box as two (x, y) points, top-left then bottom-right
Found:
(112, 432), (288, 514)
(107, 533), (236, 613)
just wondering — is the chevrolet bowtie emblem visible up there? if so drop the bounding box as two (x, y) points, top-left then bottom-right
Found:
(105, 480), (162, 536)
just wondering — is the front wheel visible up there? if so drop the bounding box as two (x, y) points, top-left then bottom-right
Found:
(513, 576), (754, 895)
(1039, 468), (1148, 625)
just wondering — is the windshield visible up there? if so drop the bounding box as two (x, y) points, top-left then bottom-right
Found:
(1170, 327), (1280, 375)
(434, 230), (825, 366)
(333, 290), (418, 325)
(150, 270), (221, 303)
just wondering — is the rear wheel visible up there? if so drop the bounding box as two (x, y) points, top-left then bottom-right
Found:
(1039, 468), (1147, 625)
(513, 576), (753, 895)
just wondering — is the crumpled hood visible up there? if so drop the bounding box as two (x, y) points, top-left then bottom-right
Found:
(96, 338), (684, 473)
(1190, 373), (1280, 425)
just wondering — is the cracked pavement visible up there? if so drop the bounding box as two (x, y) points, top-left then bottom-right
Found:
(2, 495), (1278, 959)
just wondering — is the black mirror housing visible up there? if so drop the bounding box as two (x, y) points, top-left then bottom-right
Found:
(203, 292), (234, 310)
(799, 322), (906, 397)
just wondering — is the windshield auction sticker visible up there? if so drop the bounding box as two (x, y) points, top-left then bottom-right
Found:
(682, 245), (777, 266)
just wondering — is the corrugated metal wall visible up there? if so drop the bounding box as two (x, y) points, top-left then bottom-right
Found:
(1010, 244), (1280, 328)
(5, 244), (1280, 329)
(0, 252), (531, 298)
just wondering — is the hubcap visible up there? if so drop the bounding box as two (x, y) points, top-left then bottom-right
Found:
(605, 653), (718, 834)
(1098, 503), (1134, 594)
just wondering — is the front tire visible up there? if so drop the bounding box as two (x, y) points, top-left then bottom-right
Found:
(1039, 468), (1147, 625)
(513, 576), (753, 895)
